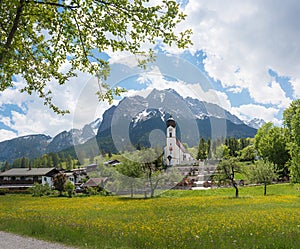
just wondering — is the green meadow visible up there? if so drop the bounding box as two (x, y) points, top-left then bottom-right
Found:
(1, 184), (300, 249)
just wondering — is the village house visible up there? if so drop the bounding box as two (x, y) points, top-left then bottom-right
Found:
(0, 167), (59, 189)
(64, 168), (87, 185)
(85, 163), (98, 173)
(104, 159), (120, 167)
(81, 177), (108, 188)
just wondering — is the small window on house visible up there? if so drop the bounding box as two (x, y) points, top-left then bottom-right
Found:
(44, 177), (47, 182)
(169, 132), (172, 137)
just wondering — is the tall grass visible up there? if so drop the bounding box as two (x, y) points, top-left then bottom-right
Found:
(0, 184), (300, 248)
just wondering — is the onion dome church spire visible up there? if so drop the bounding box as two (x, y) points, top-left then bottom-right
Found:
(166, 115), (176, 128)
(164, 115), (193, 166)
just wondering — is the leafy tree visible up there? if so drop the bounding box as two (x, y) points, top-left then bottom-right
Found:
(138, 148), (164, 198)
(116, 155), (143, 198)
(248, 160), (278, 196)
(283, 99), (300, 182)
(255, 123), (290, 177)
(197, 138), (208, 160)
(215, 144), (230, 159)
(40, 154), (53, 167)
(211, 140), (217, 158)
(238, 145), (256, 162)
(283, 99), (300, 132)
(3, 161), (9, 171)
(66, 155), (74, 170)
(60, 152), (66, 163)
(49, 152), (60, 168)
(125, 148), (163, 198)
(21, 157), (27, 168)
(12, 157), (29, 168)
(53, 172), (67, 196)
(254, 122), (273, 150)
(225, 138), (239, 157)
(89, 148), (95, 164)
(1, 0), (191, 113)
(214, 158), (241, 198)
(207, 138), (211, 159)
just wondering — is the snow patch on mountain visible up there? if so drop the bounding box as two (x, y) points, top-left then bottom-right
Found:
(159, 92), (165, 103)
(89, 118), (102, 134)
(244, 118), (266, 129)
(132, 108), (165, 128)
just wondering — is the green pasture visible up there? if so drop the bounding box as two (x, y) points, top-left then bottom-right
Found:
(0, 184), (300, 248)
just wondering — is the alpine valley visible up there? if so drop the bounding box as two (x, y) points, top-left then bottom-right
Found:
(0, 89), (259, 162)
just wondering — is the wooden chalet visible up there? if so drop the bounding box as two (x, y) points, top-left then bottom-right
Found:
(0, 167), (59, 189)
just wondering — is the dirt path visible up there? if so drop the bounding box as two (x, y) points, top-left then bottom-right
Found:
(0, 231), (77, 249)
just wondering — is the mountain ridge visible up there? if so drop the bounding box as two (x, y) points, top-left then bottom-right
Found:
(0, 89), (260, 162)
(96, 89), (257, 152)
(0, 119), (101, 163)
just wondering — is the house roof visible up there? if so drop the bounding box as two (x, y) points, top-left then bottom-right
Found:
(86, 164), (98, 173)
(104, 160), (120, 166)
(0, 167), (57, 177)
(81, 177), (108, 187)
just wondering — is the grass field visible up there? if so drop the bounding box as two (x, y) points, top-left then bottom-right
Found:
(0, 184), (300, 248)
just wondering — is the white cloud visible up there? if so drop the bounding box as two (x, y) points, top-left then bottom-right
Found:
(124, 66), (231, 110)
(0, 116), (11, 127)
(0, 67), (113, 139)
(0, 129), (17, 142)
(3, 0), (299, 140)
(231, 104), (281, 125)
(170, 0), (299, 107)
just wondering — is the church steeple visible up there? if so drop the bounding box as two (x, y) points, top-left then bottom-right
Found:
(164, 115), (193, 166)
(166, 115), (176, 128)
(166, 115), (176, 139)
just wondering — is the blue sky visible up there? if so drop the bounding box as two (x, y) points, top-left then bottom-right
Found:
(0, 0), (299, 142)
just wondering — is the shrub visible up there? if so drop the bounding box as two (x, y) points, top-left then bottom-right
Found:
(65, 181), (75, 198)
(30, 183), (51, 197)
(0, 188), (8, 195)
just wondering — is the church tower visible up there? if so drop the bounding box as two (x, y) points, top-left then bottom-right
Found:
(166, 115), (177, 166)
(164, 115), (194, 166)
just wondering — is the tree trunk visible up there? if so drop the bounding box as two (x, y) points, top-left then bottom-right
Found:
(147, 165), (154, 198)
(130, 182), (133, 198)
(232, 181), (239, 198)
(150, 188), (155, 198)
(264, 183), (267, 196)
(149, 177), (154, 198)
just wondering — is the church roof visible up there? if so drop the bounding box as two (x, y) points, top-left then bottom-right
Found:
(176, 139), (188, 153)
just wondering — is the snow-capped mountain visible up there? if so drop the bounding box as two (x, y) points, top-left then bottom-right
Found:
(0, 88), (259, 162)
(96, 89), (257, 152)
(0, 119), (102, 162)
(244, 118), (266, 129)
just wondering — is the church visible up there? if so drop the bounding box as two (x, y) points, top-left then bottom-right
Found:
(163, 116), (194, 166)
